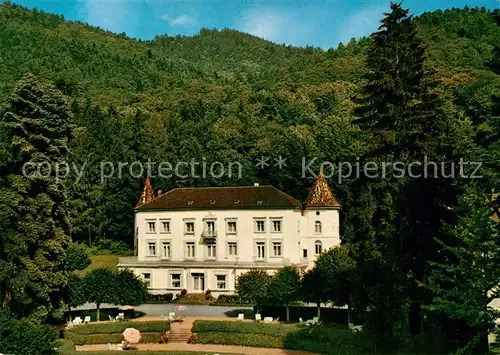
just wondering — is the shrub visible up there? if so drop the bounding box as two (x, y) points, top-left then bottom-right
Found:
(192, 320), (298, 336)
(65, 321), (169, 335)
(0, 310), (57, 355)
(205, 289), (213, 300)
(181, 288), (187, 296)
(55, 338), (75, 353)
(192, 331), (284, 348)
(148, 293), (174, 303)
(216, 294), (250, 304)
(65, 242), (92, 271)
(93, 238), (133, 255)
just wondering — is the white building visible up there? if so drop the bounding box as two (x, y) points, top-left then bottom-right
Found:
(118, 171), (342, 296)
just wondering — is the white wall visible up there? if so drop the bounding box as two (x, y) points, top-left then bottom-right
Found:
(129, 207), (341, 294)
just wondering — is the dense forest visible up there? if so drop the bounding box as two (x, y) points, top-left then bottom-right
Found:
(1, 2), (498, 246)
(0, 1), (499, 352)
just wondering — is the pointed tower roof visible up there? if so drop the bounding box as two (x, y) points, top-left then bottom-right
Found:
(304, 168), (341, 208)
(136, 176), (155, 207)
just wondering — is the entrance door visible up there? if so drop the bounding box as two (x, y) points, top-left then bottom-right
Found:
(192, 273), (205, 291)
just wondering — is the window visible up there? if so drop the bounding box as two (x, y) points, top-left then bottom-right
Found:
(185, 221), (195, 234)
(272, 220), (282, 233)
(227, 221), (237, 234)
(216, 275), (226, 289)
(303, 249), (308, 258)
(206, 221), (215, 232)
(255, 219), (266, 233)
(161, 242), (171, 259)
(272, 242), (283, 257)
(171, 273), (181, 288)
(256, 242), (266, 259)
(147, 242), (157, 256)
(315, 240), (323, 255)
(186, 242), (195, 258)
(206, 242), (216, 259)
(228, 242), (238, 256)
(143, 273), (151, 288)
(160, 220), (170, 233)
(147, 221), (156, 233)
(315, 221), (322, 234)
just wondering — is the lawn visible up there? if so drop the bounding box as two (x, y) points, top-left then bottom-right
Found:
(85, 254), (119, 271)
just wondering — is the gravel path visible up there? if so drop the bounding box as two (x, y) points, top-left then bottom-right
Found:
(76, 343), (318, 355)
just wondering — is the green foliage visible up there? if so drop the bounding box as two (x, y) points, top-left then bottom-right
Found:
(82, 268), (148, 321)
(425, 191), (500, 354)
(192, 331), (284, 348)
(266, 266), (302, 321)
(66, 320), (169, 335)
(92, 238), (133, 255)
(0, 73), (73, 322)
(0, 309), (57, 355)
(235, 269), (272, 311)
(64, 274), (86, 309)
(65, 242), (92, 272)
(192, 320), (297, 336)
(313, 245), (357, 308)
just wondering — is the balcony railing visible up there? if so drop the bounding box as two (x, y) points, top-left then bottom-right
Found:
(201, 230), (218, 239)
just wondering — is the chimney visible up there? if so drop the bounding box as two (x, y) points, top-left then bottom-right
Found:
(253, 183), (259, 187)
(157, 190), (162, 197)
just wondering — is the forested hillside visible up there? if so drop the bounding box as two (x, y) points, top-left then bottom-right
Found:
(0, 1), (498, 246)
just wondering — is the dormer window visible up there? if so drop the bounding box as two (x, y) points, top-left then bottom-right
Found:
(257, 201), (263, 205)
(233, 200), (239, 204)
(210, 200), (216, 205)
(187, 201), (193, 205)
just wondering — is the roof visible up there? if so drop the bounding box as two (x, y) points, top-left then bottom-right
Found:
(136, 176), (155, 207)
(303, 170), (342, 208)
(136, 185), (302, 211)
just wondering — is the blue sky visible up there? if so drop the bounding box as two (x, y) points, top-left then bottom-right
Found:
(11, 0), (499, 49)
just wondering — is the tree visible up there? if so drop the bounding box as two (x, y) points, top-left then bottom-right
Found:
(314, 246), (357, 323)
(63, 274), (87, 319)
(350, 2), (460, 341)
(236, 269), (272, 313)
(114, 269), (149, 307)
(302, 268), (328, 319)
(425, 191), (500, 354)
(64, 242), (92, 272)
(267, 266), (301, 321)
(84, 268), (119, 321)
(83, 268), (148, 321)
(0, 73), (73, 322)
(0, 309), (57, 355)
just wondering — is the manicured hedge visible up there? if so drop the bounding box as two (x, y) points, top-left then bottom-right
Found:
(66, 320), (169, 335)
(215, 294), (250, 304)
(193, 331), (284, 348)
(256, 305), (362, 324)
(191, 320), (376, 355)
(63, 321), (170, 345)
(192, 320), (298, 336)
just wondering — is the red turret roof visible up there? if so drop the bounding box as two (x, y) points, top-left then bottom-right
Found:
(136, 176), (155, 207)
(304, 169), (341, 208)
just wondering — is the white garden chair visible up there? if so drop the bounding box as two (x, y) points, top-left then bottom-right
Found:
(116, 312), (125, 321)
(72, 317), (82, 326)
(84, 316), (91, 323)
(109, 315), (116, 322)
(263, 317), (273, 323)
(255, 313), (262, 321)
(237, 313), (244, 320)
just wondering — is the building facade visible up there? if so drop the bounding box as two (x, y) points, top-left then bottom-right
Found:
(118, 171), (342, 296)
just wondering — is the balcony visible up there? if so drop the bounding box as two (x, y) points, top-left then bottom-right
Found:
(201, 230), (218, 240)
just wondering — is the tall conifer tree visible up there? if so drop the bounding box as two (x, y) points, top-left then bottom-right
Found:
(350, 2), (459, 341)
(0, 73), (73, 321)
